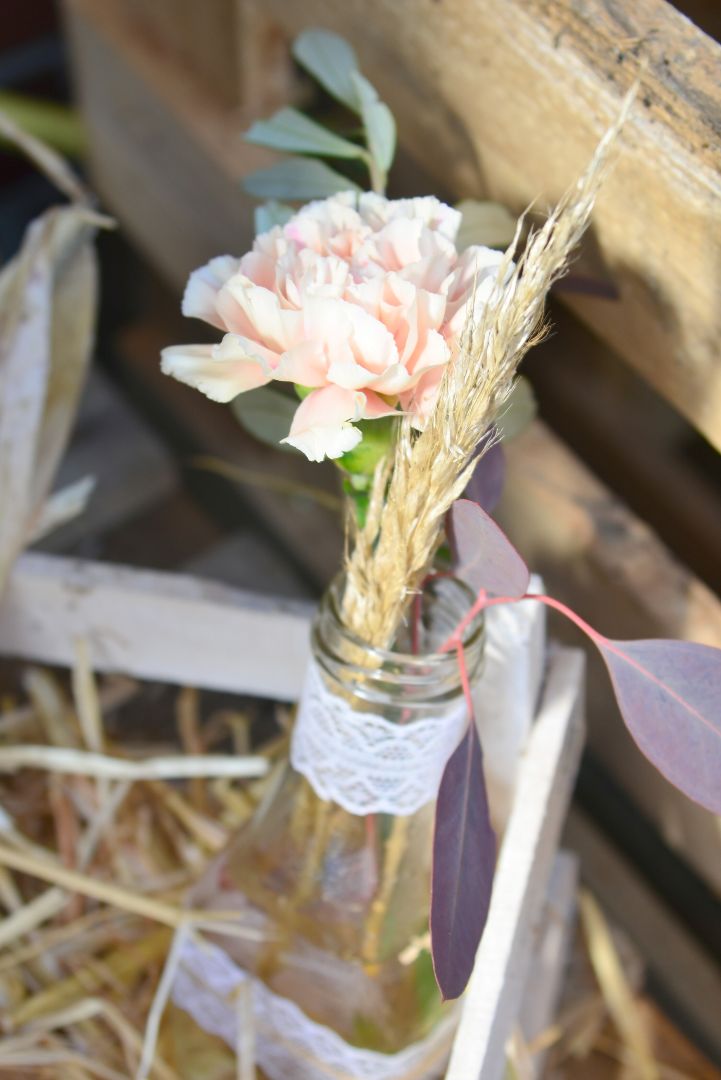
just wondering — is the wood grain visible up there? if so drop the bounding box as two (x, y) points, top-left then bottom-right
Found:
(500, 420), (721, 894)
(258, 0), (721, 450)
(0, 553), (315, 701)
(447, 648), (585, 1080)
(62, 0), (270, 287)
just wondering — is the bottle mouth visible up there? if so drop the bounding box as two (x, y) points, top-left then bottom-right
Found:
(312, 573), (485, 704)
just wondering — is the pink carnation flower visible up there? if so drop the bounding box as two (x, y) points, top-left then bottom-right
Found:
(161, 192), (504, 462)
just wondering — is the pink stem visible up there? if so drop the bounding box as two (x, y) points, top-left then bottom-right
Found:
(440, 590), (609, 656)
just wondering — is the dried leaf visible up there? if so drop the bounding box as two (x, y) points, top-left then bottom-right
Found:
(430, 722), (496, 1000)
(0, 204), (109, 591)
(449, 498), (530, 598)
(27, 475), (95, 543)
(0, 105), (88, 202)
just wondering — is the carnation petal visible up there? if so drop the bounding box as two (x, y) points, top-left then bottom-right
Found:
(281, 384), (365, 462)
(182, 256), (241, 329)
(160, 341), (272, 403)
(218, 279), (303, 351)
(361, 390), (399, 420)
(275, 340), (329, 386)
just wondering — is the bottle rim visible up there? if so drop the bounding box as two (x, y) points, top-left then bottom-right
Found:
(311, 573), (485, 697)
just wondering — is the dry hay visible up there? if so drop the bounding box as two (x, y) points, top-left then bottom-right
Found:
(0, 650), (710, 1080)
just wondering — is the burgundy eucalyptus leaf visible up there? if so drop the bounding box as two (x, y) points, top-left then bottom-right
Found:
(430, 721), (496, 1000)
(596, 637), (721, 815)
(463, 441), (506, 513)
(449, 498), (530, 598)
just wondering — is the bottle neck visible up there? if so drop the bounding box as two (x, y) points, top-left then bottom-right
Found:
(291, 574), (485, 816)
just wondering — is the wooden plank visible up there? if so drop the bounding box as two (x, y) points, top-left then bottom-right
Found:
(61, 0), (271, 288)
(256, 0), (721, 450)
(565, 807), (721, 1063)
(526, 303), (721, 593)
(499, 419), (721, 896)
(518, 850), (579, 1079)
(447, 648), (585, 1080)
(0, 552), (314, 701)
(118, 0), (243, 107)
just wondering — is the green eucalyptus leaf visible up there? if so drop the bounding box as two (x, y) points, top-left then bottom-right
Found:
(230, 386), (299, 453)
(456, 199), (518, 251)
(243, 158), (360, 200)
(351, 72), (396, 174)
(292, 29), (361, 112)
(254, 200), (295, 235)
(497, 377), (537, 442)
(245, 107), (368, 162)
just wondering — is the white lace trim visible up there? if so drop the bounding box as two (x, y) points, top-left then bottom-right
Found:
(173, 935), (458, 1080)
(290, 660), (468, 815)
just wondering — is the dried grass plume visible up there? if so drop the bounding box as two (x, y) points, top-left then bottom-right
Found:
(343, 89), (636, 647)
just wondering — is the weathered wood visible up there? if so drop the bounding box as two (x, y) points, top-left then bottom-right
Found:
(0, 552), (315, 701)
(62, 0), (268, 288)
(518, 851), (579, 1079)
(447, 648), (585, 1080)
(121, 0), (243, 107)
(500, 420), (721, 895)
(526, 303), (721, 593)
(252, 0), (721, 451)
(565, 807), (721, 1063)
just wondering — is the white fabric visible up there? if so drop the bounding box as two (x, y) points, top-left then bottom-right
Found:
(173, 935), (458, 1080)
(290, 660), (468, 815)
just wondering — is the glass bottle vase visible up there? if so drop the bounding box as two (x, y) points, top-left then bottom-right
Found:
(181, 574), (484, 1072)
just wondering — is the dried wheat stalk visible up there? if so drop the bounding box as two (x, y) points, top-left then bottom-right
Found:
(342, 92), (635, 648)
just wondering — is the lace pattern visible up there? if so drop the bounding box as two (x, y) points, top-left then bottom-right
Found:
(290, 660), (468, 815)
(173, 935), (457, 1080)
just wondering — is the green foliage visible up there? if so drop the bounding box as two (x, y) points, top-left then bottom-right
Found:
(230, 386), (299, 453)
(243, 158), (361, 201)
(338, 415), (395, 476)
(292, 29), (362, 112)
(254, 199), (294, 235)
(245, 106), (369, 162)
(243, 28), (396, 197)
(351, 72), (396, 188)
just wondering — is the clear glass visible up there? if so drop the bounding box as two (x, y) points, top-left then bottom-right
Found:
(193, 575), (484, 1054)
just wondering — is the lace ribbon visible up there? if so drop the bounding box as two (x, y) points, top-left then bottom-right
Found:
(173, 935), (458, 1080)
(290, 660), (468, 815)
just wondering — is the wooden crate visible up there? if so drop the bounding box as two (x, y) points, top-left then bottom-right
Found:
(0, 547), (585, 1079)
(59, 0), (721, 899)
